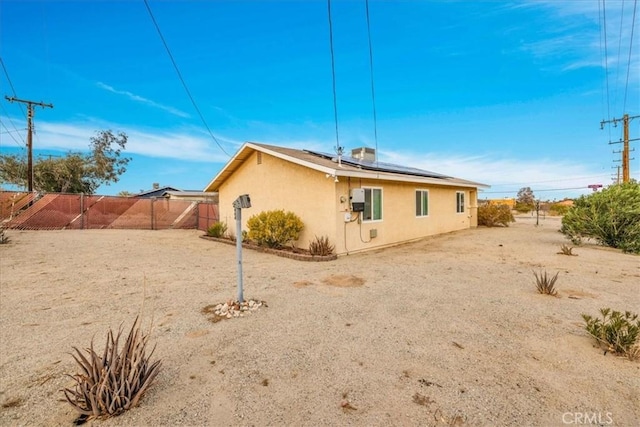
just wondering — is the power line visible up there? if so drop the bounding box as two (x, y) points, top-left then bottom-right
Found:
(0, 120), (25, 147)
(612, 0), (626, 111)
(0, 102), (25, 145)
(326, 0), (342, 157)
(365, 0), (378, 166)
(482, 186), (591, 195)
(623, 0), (637, 112)
(0, 57), (28, 122)
(600, 1), (612, 123)
(142, 0), (230, 158)
(488, 173), (612, 187)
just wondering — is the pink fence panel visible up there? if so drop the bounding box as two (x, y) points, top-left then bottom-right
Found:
(3, 191), (217, 230)
(0, 191), (36, 221)
(198, 203), (219, 231)
(7, 194), (81, 230)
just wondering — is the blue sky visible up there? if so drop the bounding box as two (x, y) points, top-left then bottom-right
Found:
(1, 0), (638, 199)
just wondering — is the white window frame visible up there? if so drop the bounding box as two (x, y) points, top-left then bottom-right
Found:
(363, 187), (383, 222)
(456, 191), (465, 214)
(416, 189), (429, 217)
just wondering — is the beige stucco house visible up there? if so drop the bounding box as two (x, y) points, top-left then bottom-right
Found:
(204, 142), (489, 255)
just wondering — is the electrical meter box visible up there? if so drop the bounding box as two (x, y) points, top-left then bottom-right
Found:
(350, 188), (365, 212)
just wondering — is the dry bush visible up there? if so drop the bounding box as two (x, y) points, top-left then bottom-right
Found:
(477, 204), (515, 227)
(533, 270), (559, 296)
(62, 317), (161, 421)
(309, 235), (335, 256)
(557, 244), (577, 256)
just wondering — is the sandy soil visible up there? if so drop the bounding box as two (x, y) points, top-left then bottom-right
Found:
(0, 216), (639, 427)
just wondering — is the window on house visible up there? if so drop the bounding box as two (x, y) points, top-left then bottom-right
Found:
(363, 187), (382, 221)
(416, 190), (429, 217)
(456, 191), (465, 213)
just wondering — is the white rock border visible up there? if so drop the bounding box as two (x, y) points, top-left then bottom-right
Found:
(202, 299), (267, 323)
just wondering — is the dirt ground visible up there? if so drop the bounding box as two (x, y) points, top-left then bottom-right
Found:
(0, 216), (639, 426)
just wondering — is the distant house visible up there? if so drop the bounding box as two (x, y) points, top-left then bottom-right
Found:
(134, 186), (218, 203)
(204, 142), (489, 255)
(135, 186), (181, 198)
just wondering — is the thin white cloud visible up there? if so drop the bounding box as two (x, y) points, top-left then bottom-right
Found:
(96, 82), (191, 119)
(29, 119), (231, 163)
(378, 149), (612, 198)
(516, 0), (639, 80)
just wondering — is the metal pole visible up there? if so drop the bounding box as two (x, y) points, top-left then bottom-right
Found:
(80, 193), (84, 230)
(236, 206), (243, 303)
(26, 105), (34, 192)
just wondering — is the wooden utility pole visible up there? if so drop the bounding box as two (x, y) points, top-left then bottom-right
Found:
(601, 114), (638, 184)
(4, 96), (54, 192)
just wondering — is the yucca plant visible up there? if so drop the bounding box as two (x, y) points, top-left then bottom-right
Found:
(309, 235), (334, 256)
(582, 308), (640, 357)
(62, 317), (162, 421)
(533, 270), (559, 296)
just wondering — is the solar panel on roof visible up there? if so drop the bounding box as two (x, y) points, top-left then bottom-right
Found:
(304, 150), (452, 180)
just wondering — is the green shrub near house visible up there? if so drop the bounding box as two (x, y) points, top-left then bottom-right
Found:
(560, 182), (640, 253)
(207, 222), (228, 238)
(247, 210), (304, 248)
(477, 204), (515, 227)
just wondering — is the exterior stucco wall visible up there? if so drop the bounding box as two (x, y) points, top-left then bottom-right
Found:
(334, 178), (476, 255)
(217, 151), (337, 247)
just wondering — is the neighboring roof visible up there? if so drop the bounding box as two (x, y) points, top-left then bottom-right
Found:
(162, 190), (218, 198)
(204, 142), (489, 192)
(136, 186), (181, 198)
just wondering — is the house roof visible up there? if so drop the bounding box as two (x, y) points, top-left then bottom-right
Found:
(135, 186), (181, 198)
(204, 142), (489, 192)
(162, 190), (218, 198)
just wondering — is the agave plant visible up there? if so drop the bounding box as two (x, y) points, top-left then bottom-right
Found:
(309, 235), (335, 256)
(533, 270), (559, 296)
(62, 317), (161, 420)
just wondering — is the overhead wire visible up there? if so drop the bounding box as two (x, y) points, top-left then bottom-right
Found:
(622, 0), (638, 112)
(0, 103), (26, 147)
(0, 121), (24, 147)
(326, 0), (342, 155)
(142, 0), (230, 158)
(612, 0), (626, 112)
(364, 0), (378, 166)
(0, 57), (28, 145)
(482, 186), (594, 195)
(601, 0), (612, 123)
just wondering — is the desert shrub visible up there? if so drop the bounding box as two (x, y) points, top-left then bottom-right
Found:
(62, 317), (162, 421)
(477, 204), (515, 227)
(514, 202), (532, 213)
(549, 203), (570, 216)
(582, 308), (640, 358)
(207, 221), (227, 238)
(247, 210), (304, 248)
(533, 270), (559, 296)
(560, 182), (640, 253)
(557, 244), (576, 256)
(309, 235), (335, 256)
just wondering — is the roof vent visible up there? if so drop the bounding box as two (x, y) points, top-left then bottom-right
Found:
(351, 147), (376, 163)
